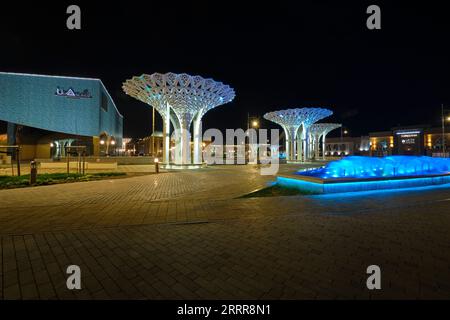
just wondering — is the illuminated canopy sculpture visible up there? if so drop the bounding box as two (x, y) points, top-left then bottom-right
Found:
(264, 108), (332, 162)
(123, 73), (235, 165)
(309, 123), (341, 160)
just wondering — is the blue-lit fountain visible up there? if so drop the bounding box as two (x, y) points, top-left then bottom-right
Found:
(298, 156), (450, 179)
(277, 156), (450, 194)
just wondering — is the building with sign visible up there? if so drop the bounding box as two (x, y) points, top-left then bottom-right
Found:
(0, 72), (123, 161)
(370, 126), (429, 156)
(329, 125), (450, 158)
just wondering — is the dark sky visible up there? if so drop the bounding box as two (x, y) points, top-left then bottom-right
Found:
(1, 1), (450, 138)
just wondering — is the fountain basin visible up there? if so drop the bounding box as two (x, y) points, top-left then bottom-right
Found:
(277, 156), (450, 194)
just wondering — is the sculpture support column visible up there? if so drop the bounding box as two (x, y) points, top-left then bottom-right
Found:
(303, 129), (309, 161)
(301, 129), (307, 163)
(315, 135), (320, 159)
(292, 136), (297, 160)
(322, 133), (327, 160)
(181, 125), (190, 164)
(286, 138), (290, 160)
(307, 133), (311, 159)
(179, 115), (193, 165)
(163, 105), (171, 164)
(193, 117), (202, 164)
(297, 129), (303, 162)
(283, 126), (290, 161)
(285, 127), (299, 161)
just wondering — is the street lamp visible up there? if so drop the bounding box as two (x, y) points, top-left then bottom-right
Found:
(154, 157), (159, 173)
(246, 115), (260, 164)
(340, 127), (349, 141)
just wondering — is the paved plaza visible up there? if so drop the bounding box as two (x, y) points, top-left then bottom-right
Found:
(0, 164), (450, 299)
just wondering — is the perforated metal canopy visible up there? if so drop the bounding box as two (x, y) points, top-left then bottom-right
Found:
(123, 72), (235, 125)
(263, 108), (333, 128)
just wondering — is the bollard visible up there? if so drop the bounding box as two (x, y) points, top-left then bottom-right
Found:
(30, 160), (37, 185)
(154, 158), (159, 174)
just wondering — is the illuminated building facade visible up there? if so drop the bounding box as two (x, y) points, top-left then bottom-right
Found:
(0, 72), (123, 161)
(132, 132), (164, 157)
(369, 131), (394, 157)
(331, 125), (450, 157)
(123, 73), (235, 167)
(325, 136), (370, 157)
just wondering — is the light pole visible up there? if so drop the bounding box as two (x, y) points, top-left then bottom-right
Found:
(247, 115), (259, 163)
(340, 127), (348, 141)
(340, 127), (348, 156)
(152, 106), (156, 157)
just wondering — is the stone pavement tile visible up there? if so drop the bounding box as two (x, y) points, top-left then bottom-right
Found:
(36, 282), (57, 299)
(151, 280), (182, 299)
(34, 271), (52, 286)
(3, 284), (21, 300)
(20, 282), (39, 299)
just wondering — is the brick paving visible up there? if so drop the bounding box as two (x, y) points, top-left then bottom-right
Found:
(1, 164), (450, 299)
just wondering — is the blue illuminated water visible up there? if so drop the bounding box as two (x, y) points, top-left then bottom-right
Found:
(297, 156), (450, 179)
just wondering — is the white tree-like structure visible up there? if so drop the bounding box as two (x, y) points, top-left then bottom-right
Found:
(308, 123), (342, 160)
(123, 73), (235, 165)
(264, 108), (332, 162)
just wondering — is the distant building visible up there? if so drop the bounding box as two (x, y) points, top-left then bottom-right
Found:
(132, 131), (164, 157)
(369, 130), (394, 157)
(0, 72), (123, 160)
(331, 125), (450, 157)
(370, 125), (450, 156)
(325, 136), (370, 157)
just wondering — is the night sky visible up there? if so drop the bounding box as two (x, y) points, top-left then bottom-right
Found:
(2, 1), (450, 138)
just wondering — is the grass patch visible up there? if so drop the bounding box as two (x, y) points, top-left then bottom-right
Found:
(0, 172), (127, 189)
(239, 184), (318, 198)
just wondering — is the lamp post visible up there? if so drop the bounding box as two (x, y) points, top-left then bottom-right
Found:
(340, 127), (348, 141)
(154, 157), (159, 173)
(340, 127), (348, 156)
(246, 115), (260, 163)
(110, 139), (116, 156)
(252, 119), (259, 163)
